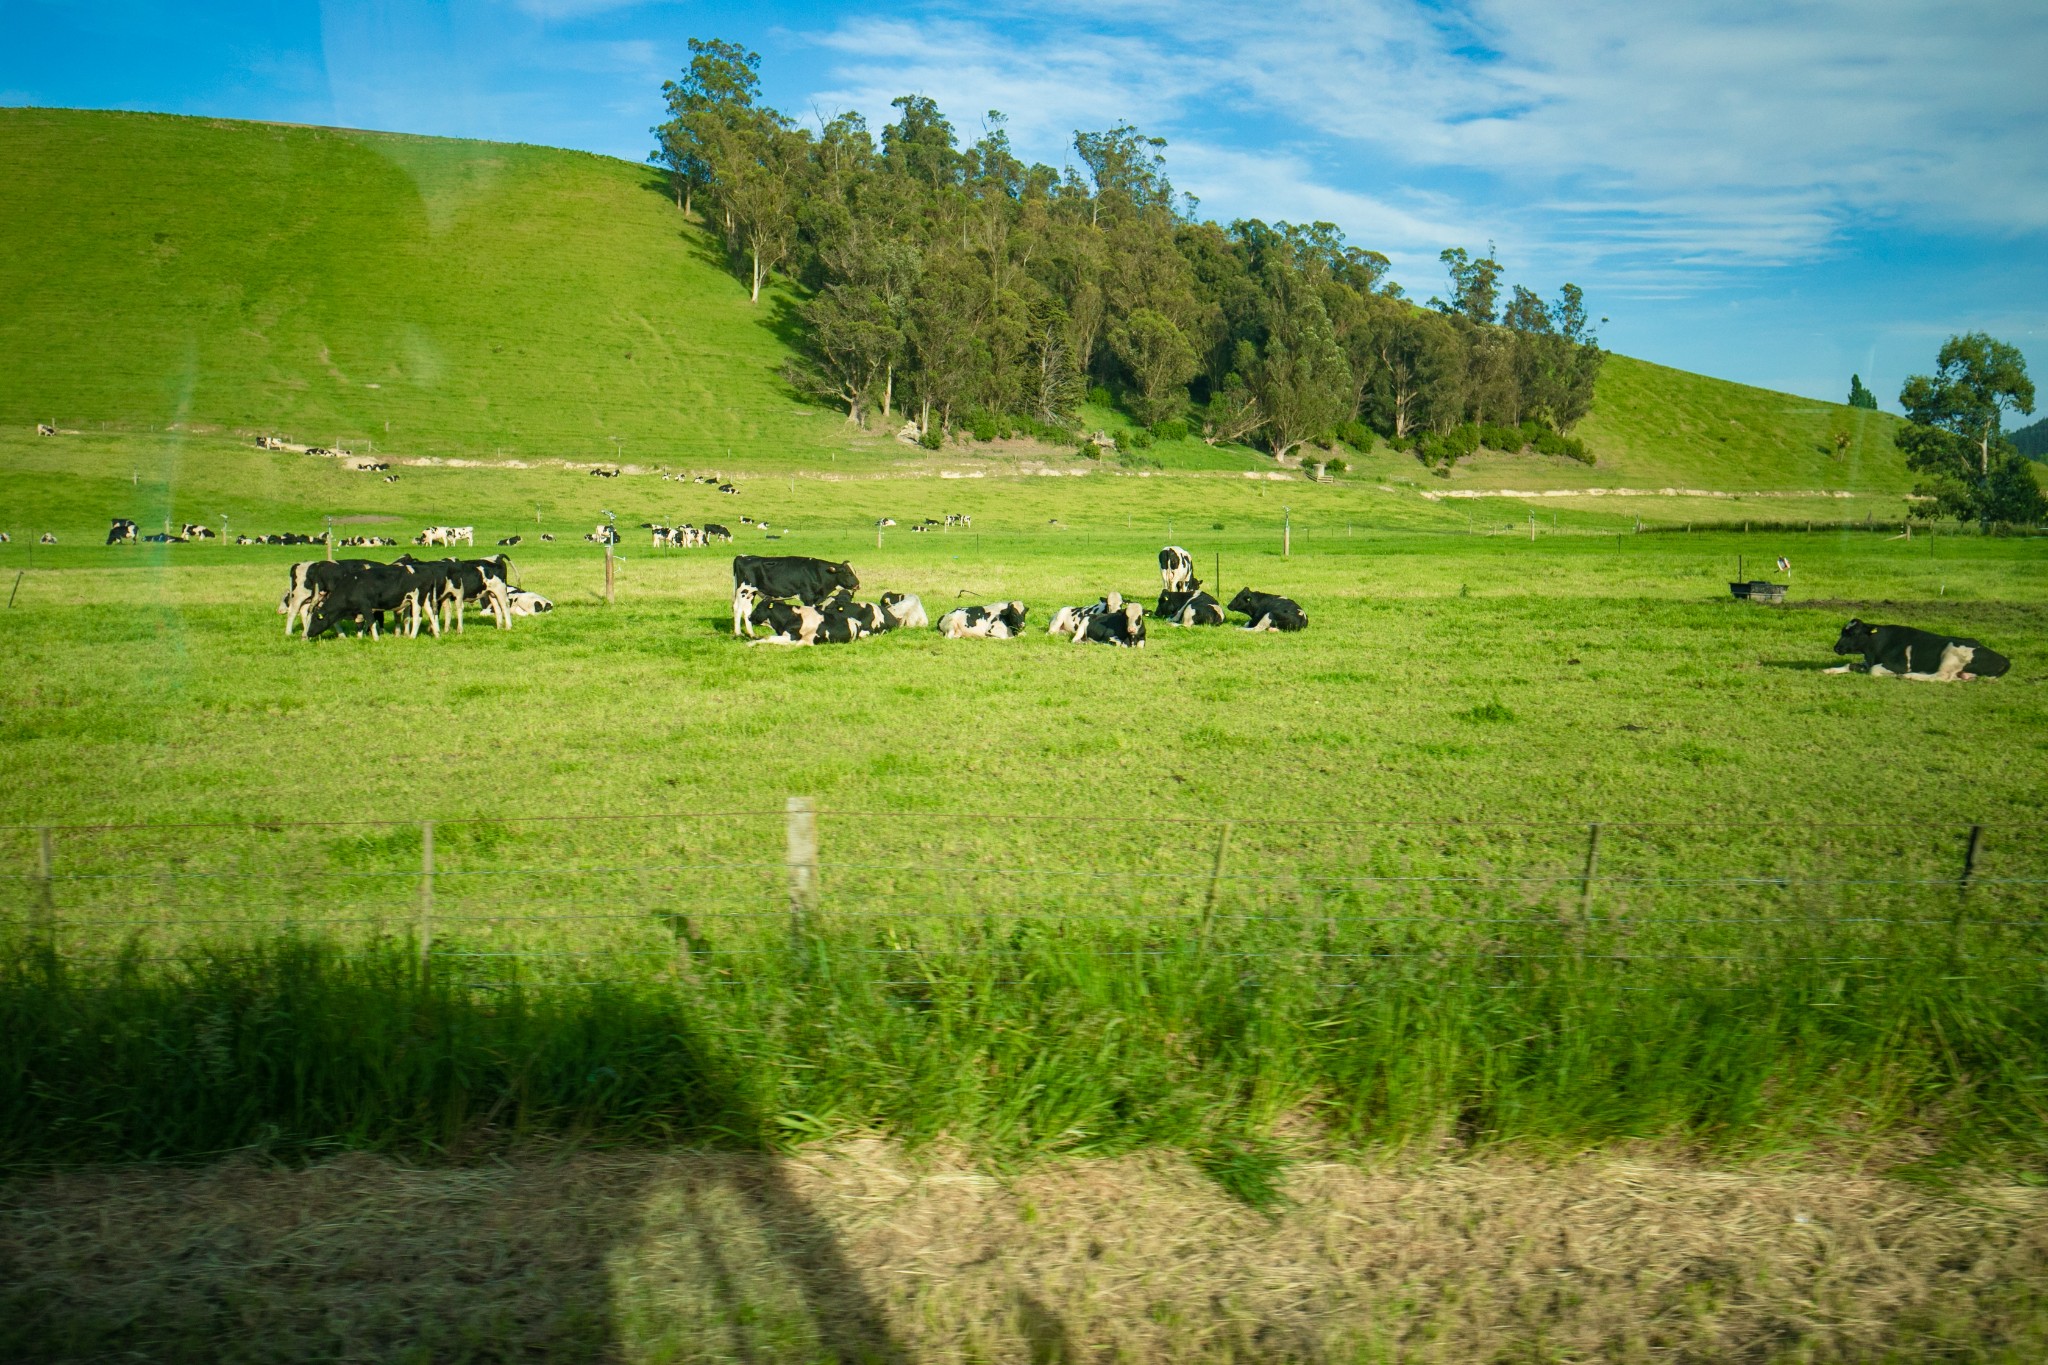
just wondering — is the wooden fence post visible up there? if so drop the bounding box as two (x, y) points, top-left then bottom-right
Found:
(36, 825), (55, 939)
(786, 797), (818, 951)
(604, 545), (615, 604)
(1960, 823), (1983, 893)
(1199, 821), (1234, 949)
(1579, 822), (1602, 919)
(1283, 508), (1291, 558)
(419, 820), (435, 971)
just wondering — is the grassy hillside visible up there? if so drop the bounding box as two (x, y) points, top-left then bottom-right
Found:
(0, 107), (846, 466)
(1, 107), (1913, 496)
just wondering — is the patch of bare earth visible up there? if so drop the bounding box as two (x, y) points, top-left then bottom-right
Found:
(3, 1143), (2043, 1362)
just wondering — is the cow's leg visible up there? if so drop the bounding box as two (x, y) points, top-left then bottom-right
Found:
(1906, 644), (1974, 682)
(1821, 664), (1855, 674)
(1867, 664), (1895, 677)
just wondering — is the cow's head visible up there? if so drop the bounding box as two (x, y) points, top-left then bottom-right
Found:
(1227, 588), (1257, 614)
(1834, 619), (1878, 657)
(1121, 602), (1145, 638)
(831, 561), (860, 592)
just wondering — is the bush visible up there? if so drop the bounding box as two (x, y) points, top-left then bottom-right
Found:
(918, 425), (944, 451)
(1335, 420), (1375, 452)
(1087, 386), (1115, 409)
(1480, 424), (1524, 453)
(1152, 418), (1190, 442)
(1324, 457), (1348, 474)
(1534, 430), (1593, 464)
(970, 413), (999, 442)
(1126, 427), (1155, 450)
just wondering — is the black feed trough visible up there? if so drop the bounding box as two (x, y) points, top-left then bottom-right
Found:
(1730, 580), (1787, 603)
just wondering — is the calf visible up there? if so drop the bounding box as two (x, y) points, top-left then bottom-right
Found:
(1228, 588), (1307, 632)
(731, 555), (860, 636)
(1827, 619), (2010, 682)
(1155, 588), (1226, 626)
(107, 518), (138, 545)
(1075, 600), (1147, 647)
(1159, 545), (1195, 593)
(938, 601), (1028, 639)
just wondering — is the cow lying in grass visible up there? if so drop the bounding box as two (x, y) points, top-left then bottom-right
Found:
(939, 601), (1028, 639)
(1048, 594), (1123, 637)
(1074, 600), (1147, 647)
(1826, 619), (2009, 681)
(1155, 588), (1226, 626)
(1229, 588), (1307, 632)
(742, 588), (925, 644)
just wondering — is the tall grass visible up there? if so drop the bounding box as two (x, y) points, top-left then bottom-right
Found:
(6, 894), (2043, 1171)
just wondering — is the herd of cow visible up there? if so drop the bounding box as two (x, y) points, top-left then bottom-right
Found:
(726, 546), (1308, 648)
(279, 553), (552, 640)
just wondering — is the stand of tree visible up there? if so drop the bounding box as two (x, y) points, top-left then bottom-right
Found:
(1896, 333), (2043, 525)
(651, 39), (1603, 465)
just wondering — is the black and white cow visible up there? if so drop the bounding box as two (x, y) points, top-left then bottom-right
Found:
(539, 533), (555, 543)
(505, 588), (553, 616)
(303, 562), (425, 640)
(107, 518), (137, 545)
(938, 600), (1028, 639)
(181, 523), (215, 540)
(1074, 600), (1147, 647)
(1047, 593), (1124, 638)
(1158, 545), (1195, 593)
(585, 524), (619, 545)
(38, 532), (56, 544)
(876, 591), (928, 630)
(1155, 588), (1226, 626)
(731, 555), (860, 636)
(946, 513), (972, 528)
(718, 483), (739, 495)
(747, 599), (870, 646)
(1826, 619), (2010, 682)
(497, 535), (522, 547)
(589, 467), (620, 478)
(1228, 588), (1308, 632)
(702, 524), (733, 543)
(36, 423), (57, 437)
(280, 558), (379, 635)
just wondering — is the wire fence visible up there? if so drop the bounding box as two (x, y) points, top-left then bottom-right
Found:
(5, 806), (2044, 990)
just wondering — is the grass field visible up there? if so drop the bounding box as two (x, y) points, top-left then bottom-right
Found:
(4, 105), (2047, 1364)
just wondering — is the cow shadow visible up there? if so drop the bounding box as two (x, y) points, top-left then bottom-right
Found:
(1757, 659), (1835, 671)
(2, 989), (908, 1364)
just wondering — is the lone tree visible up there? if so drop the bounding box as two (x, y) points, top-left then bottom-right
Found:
(1847, 374), (1878, 410)
(1896, 333), (2042, 525)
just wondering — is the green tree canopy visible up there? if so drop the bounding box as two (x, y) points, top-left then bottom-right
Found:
(1896, 333), (2041, 525)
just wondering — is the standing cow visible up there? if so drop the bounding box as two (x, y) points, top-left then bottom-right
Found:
(730, 555), (860, 636)
(1159, 546), (1195, 593)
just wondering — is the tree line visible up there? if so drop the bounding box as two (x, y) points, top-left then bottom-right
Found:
(650, 39), (1604, 466)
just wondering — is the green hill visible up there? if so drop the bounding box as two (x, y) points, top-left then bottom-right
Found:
(0, 106), (1909, 493)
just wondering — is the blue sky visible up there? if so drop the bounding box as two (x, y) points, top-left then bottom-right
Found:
(5, 0), (2043, 414)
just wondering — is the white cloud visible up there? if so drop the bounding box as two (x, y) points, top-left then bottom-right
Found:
(789, 1), (2048, 296)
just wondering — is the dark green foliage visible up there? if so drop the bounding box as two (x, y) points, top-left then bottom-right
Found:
(970, 412), (1000, 442)
(1323, 457), (1346, 473)
(1848, 373), (1880, 410)
(1480, 424), (1524, 452)
(1334, 420), (1374, 451)
(917, 425), (944, 451)
(1087, 386), (1116, 409)
(1897, 334), (2042, 526)
(2011, 416), (2048, 460)
(1533, 428), (1593, 463)
(1124, 426), (1155, 449)
(1416, 423), (1482, 468)
(1151, 418), (1190, 442)
(4, 917), (2043, 1171)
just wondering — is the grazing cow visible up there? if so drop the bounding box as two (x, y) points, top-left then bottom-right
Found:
(946, 513), (972, 528)
(539, 533), (555, 543)
(416, 526), (473, 548)
(1155, 588), (1226, 626)
(938, 601), (1028, 639)
(1075, 600), (1147, 647)
(730, 555), (860, 636)
(37, 423), (57, 437)
(1158, 545), (1195, 593)
(497, 535), (521, 547)
(280, 558), (378, 635)
(39, 533), (57, 544)
(303, 562), (427, 640)
(1228, 588), (1308, 632)
(180, 523), (215, 540)
(505, 588), (553, 616)
(107, 518), (138, 545)
(1826, 619), (2010, 682)
(391, 554), (512, 633)
(702, 524), (733, 543)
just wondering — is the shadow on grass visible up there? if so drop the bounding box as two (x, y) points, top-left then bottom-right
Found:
(0, 942), (909, 1364)
(1757, 659), (1837, 671)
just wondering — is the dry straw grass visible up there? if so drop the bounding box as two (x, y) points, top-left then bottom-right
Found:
(5, 1143), (2045, 1362)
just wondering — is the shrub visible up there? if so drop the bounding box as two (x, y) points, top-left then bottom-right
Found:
(970, 413), (999, 442)
(1126, 427), (1155, 450)
(1480, 424), (1524, 453)
(1534, 430), (1593, 464)
(1087, 386), (1115, 409)
(1335, 420), (1375, 452)
(918, 425), (944, 451)
(1324, 457), (1347, 474)
(1152, 418), (1190, 442)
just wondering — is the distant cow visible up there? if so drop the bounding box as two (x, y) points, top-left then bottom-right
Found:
(107, 518), (138, 545)
(731, 555), (859, 636)
(718, 483), (739, 495)
(589, 467), (620, 478)
(180, 523), (215, 540)
(1228, 588), (1307, 632)
(36, 424), (57, 437)
(38, 533), (56, 544)
(417, 526), (474, 547)
(585, 525), (619, 545)
(1159, 545), (1195, 593)
(505, 588), (553, 616)
(1827, 619), (2010, 682)
(539, 533), (555, 542)
(497, 535), (521, 547)
(946, 513), (971, 527)
(702, 524), (733, 543)
(938, 601), (1028, 639)
(1074, 600), (1147, 647)
(1155, 588), (1226, 626)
